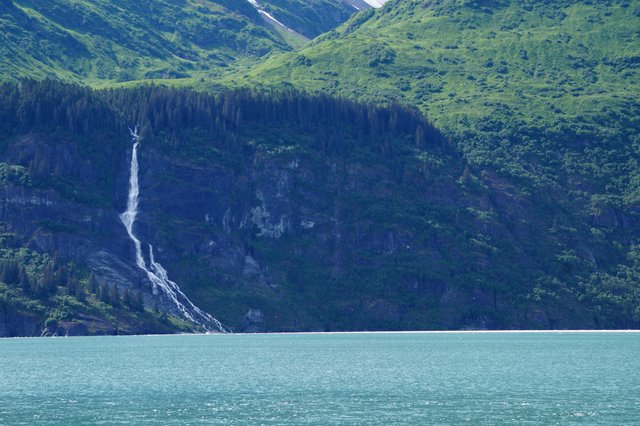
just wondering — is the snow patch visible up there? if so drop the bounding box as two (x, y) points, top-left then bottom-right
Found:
(246, 0), (300, 35)
(362, 0), (388, 7)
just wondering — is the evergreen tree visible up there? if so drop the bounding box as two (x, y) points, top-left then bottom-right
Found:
(55, 265), (68, 287)
(123, 288), (133, 307)
(98, 282), (109, 304)
(66, 275), (80, 298)
(18, 267), (30, 291)
(109, 285), (120, 307)
(0, 260), (20, 285)
(89, 272), (99, 295)
(40, 264), (56, 296)
(74, 280), (86, 302)
(415, 125), (426, 149)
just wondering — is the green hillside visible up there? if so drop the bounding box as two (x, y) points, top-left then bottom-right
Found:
(237, 0), (640, 328)
(0, 0), (363, 86)
(1, 79), (639, 335)
(244, 0), (639, 132)
(1, 1), (640, 334)
(0, 0), (367, 86)
(242, 0), (640, 192)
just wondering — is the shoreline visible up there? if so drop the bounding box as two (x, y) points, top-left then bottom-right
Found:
(2, 329), (640, 340)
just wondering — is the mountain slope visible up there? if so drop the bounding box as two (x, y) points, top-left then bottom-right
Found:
(1, 1), (639, 334)
(242, 0), (640, 198)
(240, 8), (640, 203)
(237, 0), (640, 327)
(244, 0), (639, 134)
(253, 0), (364, 40)
(0, 81), (465, 334)
(2, 80), (639, 336)
(0, 0), (369, 86)
(240, 0), (640, 218)
(0, 0), (286, 84)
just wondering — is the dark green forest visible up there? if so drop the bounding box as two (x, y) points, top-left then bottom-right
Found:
(1, 80), (639, 335)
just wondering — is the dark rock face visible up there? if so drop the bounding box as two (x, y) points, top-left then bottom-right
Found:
(0, 305), (39, 337)
(1, 79), (638, 335)
(0, 128), (629, 333)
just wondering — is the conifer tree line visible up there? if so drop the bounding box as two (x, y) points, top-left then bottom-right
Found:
(0, 79), (451, 322)
(0, 258), (143, 310)
(0, 80), (117, 136)
(0, 79), (448, 159)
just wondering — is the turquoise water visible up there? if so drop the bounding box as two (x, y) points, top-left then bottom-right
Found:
(1, 332), (638, 425)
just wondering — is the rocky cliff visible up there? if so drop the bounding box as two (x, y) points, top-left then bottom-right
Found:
(1, 81), (638, 335)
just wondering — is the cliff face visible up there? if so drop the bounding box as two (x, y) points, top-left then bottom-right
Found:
(0, 133), (602, 332)
(1, 130), (477, 332)
(1, 82), (639, 335)
(0, 305), (38, 337)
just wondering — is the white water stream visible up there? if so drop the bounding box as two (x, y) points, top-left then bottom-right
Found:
(120, 127), (227, 333)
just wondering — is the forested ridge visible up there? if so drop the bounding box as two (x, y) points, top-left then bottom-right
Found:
(245, 0), (640, 208)
(1, 80), (459, 335)
(1, 80), (639, 335)
(1, 0), (639, 335)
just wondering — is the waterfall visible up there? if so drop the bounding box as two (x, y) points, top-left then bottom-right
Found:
(120, 127), (227, 333)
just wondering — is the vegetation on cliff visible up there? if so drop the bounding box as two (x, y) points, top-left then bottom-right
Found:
(1, 80), (639, 333)
(243, 0), (640, 203)
(0, 0), (639, 333)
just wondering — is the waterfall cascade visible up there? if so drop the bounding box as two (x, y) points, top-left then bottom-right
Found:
(120, 127), (227, 333)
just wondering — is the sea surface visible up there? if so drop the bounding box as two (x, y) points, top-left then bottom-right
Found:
(0, 332), (638, 424)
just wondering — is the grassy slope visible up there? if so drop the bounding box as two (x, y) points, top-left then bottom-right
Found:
(0, 0), (291, 85)
(0, 0), (365, 87)
(238, 0), (640, 233)
(242, 0), (639, 132)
